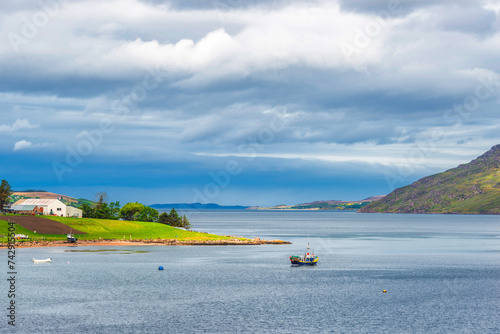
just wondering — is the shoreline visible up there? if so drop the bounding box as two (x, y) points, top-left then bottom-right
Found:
(0, 238), (291, 248)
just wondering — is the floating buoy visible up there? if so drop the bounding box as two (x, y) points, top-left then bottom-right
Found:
(383, 290), (387, 293)
(158, 266), (164, 271)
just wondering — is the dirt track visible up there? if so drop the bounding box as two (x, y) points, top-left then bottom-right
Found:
(0, 216), (86, 235)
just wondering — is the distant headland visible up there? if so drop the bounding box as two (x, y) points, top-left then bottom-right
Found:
(247, 196), (386, 211)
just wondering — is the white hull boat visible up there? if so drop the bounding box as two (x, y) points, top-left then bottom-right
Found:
(32, 258), (52, 263)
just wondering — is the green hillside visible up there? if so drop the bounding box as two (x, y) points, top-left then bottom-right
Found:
(0, 216), (243, 243)
(359, 144), (500, 214)
(45, 216), (236, 241)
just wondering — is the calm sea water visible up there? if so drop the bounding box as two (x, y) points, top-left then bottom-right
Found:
(4, 211), (500, 333)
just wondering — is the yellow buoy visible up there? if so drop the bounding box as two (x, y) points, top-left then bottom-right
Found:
(383, 290), (387, 293)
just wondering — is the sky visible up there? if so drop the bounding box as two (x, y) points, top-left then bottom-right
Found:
(1, 0), (500, 206)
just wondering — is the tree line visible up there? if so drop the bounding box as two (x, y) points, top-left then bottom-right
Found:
(81, 198), (190, 229)
(158, 208), (191, 229)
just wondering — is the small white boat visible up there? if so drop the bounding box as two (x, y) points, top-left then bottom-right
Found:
(32, 258), (52, 263)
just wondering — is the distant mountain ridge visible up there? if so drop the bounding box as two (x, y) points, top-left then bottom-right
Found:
(360, 144), (500, 214)
(150, 203), (250, 210)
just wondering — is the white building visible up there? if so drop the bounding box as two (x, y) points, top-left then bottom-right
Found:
(66, 205), (83, 218)
(12, 199), (82, 218)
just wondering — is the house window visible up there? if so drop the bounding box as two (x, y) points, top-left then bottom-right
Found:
(57, 208), (62, 211)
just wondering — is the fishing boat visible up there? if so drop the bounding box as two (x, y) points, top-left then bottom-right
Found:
(290, 243), (318, 266)
(32, 258), (52, 263)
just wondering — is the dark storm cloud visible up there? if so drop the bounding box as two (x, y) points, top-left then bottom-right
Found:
(337, 0), (490, 16)
(436, 4), (497, 35)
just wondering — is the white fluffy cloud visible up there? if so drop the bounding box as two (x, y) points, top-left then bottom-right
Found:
(0, 119), (39, 132)
(12, 139), (53, 152)
(13, 140), (32, 151)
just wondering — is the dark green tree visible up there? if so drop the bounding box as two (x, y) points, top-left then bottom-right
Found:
(80, 203), (94, 218)
(137, 206), (159, 222)
(93, 194), (106, 218)
(158, 212), (169, 225)
(167, 208), (180, 226)
(181, 215), (191, 229)
(109, 201), (120, 219)
(157, 209), (178, 226)
(0, 180), (13, 212)
(94, 202), (112, 219)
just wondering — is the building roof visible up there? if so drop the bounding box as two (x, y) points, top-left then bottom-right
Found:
(14, 198), (63, 206)
(11, 205), (38, 211)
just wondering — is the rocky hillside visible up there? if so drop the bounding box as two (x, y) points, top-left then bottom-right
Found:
(11, 191), (78, 204)
(359, 144), (500, 214)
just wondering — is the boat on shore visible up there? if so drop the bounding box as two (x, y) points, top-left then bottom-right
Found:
(32, 258), (52, 263)
(67, 233), (77, 243)
(290, 243), (318, 266)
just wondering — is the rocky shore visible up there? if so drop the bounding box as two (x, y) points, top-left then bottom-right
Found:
(1, 237), (291, 248)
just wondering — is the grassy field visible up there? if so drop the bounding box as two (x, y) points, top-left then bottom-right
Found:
(0, 215), (243, 243)
(0, 220), (67, 243)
